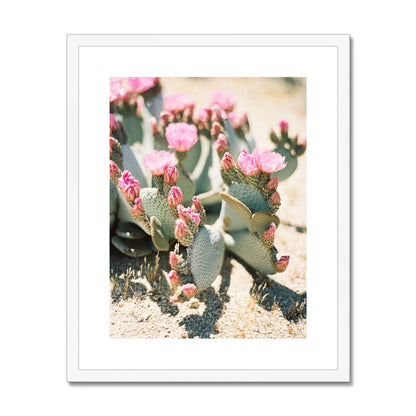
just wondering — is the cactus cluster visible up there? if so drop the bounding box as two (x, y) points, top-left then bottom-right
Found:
(109, 78), (306, 302)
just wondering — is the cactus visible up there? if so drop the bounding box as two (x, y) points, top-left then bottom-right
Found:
(269, 120), (307, 181)
(217, 147), (290, 274)
(109, 82), (304, 300)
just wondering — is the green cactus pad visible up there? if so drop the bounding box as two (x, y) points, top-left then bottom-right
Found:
(182, 137), (202, 173)
(150, 216), (170, 251)
(251, 212), (280, 235)
(220, 192), (253, 232)
(271, 147), (298, 181)
(225, 230), (278, 275)
(110, 181), (118, 228)
(227, 183), (270, 213)
(111, 235), (153, 258)
(121, 144), (148, 187)
(140, 188), (176, 240)
(122, 114), (144, 145)
(115, 222), (147, 240)
(176, 168), (196, 206)
(187, 225), (225, 290)
(191, 135), (213, 194)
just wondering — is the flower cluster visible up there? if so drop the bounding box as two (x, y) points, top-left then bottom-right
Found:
(163, 93), (195, 119)
(118, 170), (141, 202)
(270, 120), (307, 157)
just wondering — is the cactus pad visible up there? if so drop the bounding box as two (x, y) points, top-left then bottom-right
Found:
(187, 225), (225, 290)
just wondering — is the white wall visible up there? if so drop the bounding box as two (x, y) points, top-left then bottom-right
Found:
(1, 1), (415, 415)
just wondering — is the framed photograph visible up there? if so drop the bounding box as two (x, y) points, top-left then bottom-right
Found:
(67, 34), (350, 382)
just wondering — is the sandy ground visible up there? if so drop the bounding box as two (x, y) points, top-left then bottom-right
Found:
(110, 77), (306, 338)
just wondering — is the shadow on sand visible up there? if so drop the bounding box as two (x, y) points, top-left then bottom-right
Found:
(179, 256), (232, 338)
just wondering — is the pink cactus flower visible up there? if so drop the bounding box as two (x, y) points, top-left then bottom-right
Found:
(175, 219), (188, 239)
(177, 204), (192, 223)
(211, 121), (222, 136)
(266, 176), (279, 191)
(150, 116), (159, 135)
(169, 251), (180, 268)
(164, 165), (178, 185)
(109, 160), (120, 179)
(109, 77), (124, 102)
(165, 122), (198, 152)
(127, 77), (159, 94)
(215, 133), (228, 154)
(164, 93), (195, 114)
(252, 148), (287, 174)
(227, 111), (247, 130)
(143, 150), (177, 176)
(279, 120), (289, 136)
(168, 186), (183, 208)
(220, 152), (235, 171)
(192, 196), (202, 212)
(270, 191), (281, 205)
(237, 149), (259, 176)
(262, 222), (277, 241)
(181, 283), (197, 299)
(276, 255), (290, 272)
(191, 212), (201, 226)
(168, 270), (181, 286)
(211, 90), (236, 112)
(131, 197), (144, 217)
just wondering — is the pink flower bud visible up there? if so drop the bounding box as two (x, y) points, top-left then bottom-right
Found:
(266, 176), (279, 191)
(164, 165), (178, 185)
(131, 197), (144, 217)
(276, 255), (290, 272)
(211, 121), (222, 136)
(177, 204), (192, 223)
(298, 136), (307, 148)
(192, 196), (202, 212)
(270, 191), (281, 205)
(109, 136), (118, 157)
(279, 120), (289, 136)
(123, 182), (141, 202)
(215, 133), (228, 154)
(109, 160), (120, 178)
(220, 152), (235, 171)
(181, 283), (197, 298)
(150, 116), (159, 135)
(169, 294), (183, 304)
(175, 219), (188, 239)
(191, 212), (200, 226)
(262, 222), (277, 241)
(211, 105), (224, 123)
(168, 186), (183, 208)
(227, 111), (246, 130)
(169, 251), (180, 268)
(168, 270), (181, 286)
(159, 111), (170, 126)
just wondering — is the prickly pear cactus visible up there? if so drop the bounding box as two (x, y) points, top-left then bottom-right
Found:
(109, 82), (304, 300)
(217, 147), (290, 275)
(269, 120), (307, 181)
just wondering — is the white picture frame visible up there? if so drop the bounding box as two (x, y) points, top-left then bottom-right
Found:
(67, 34), (350, 382)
